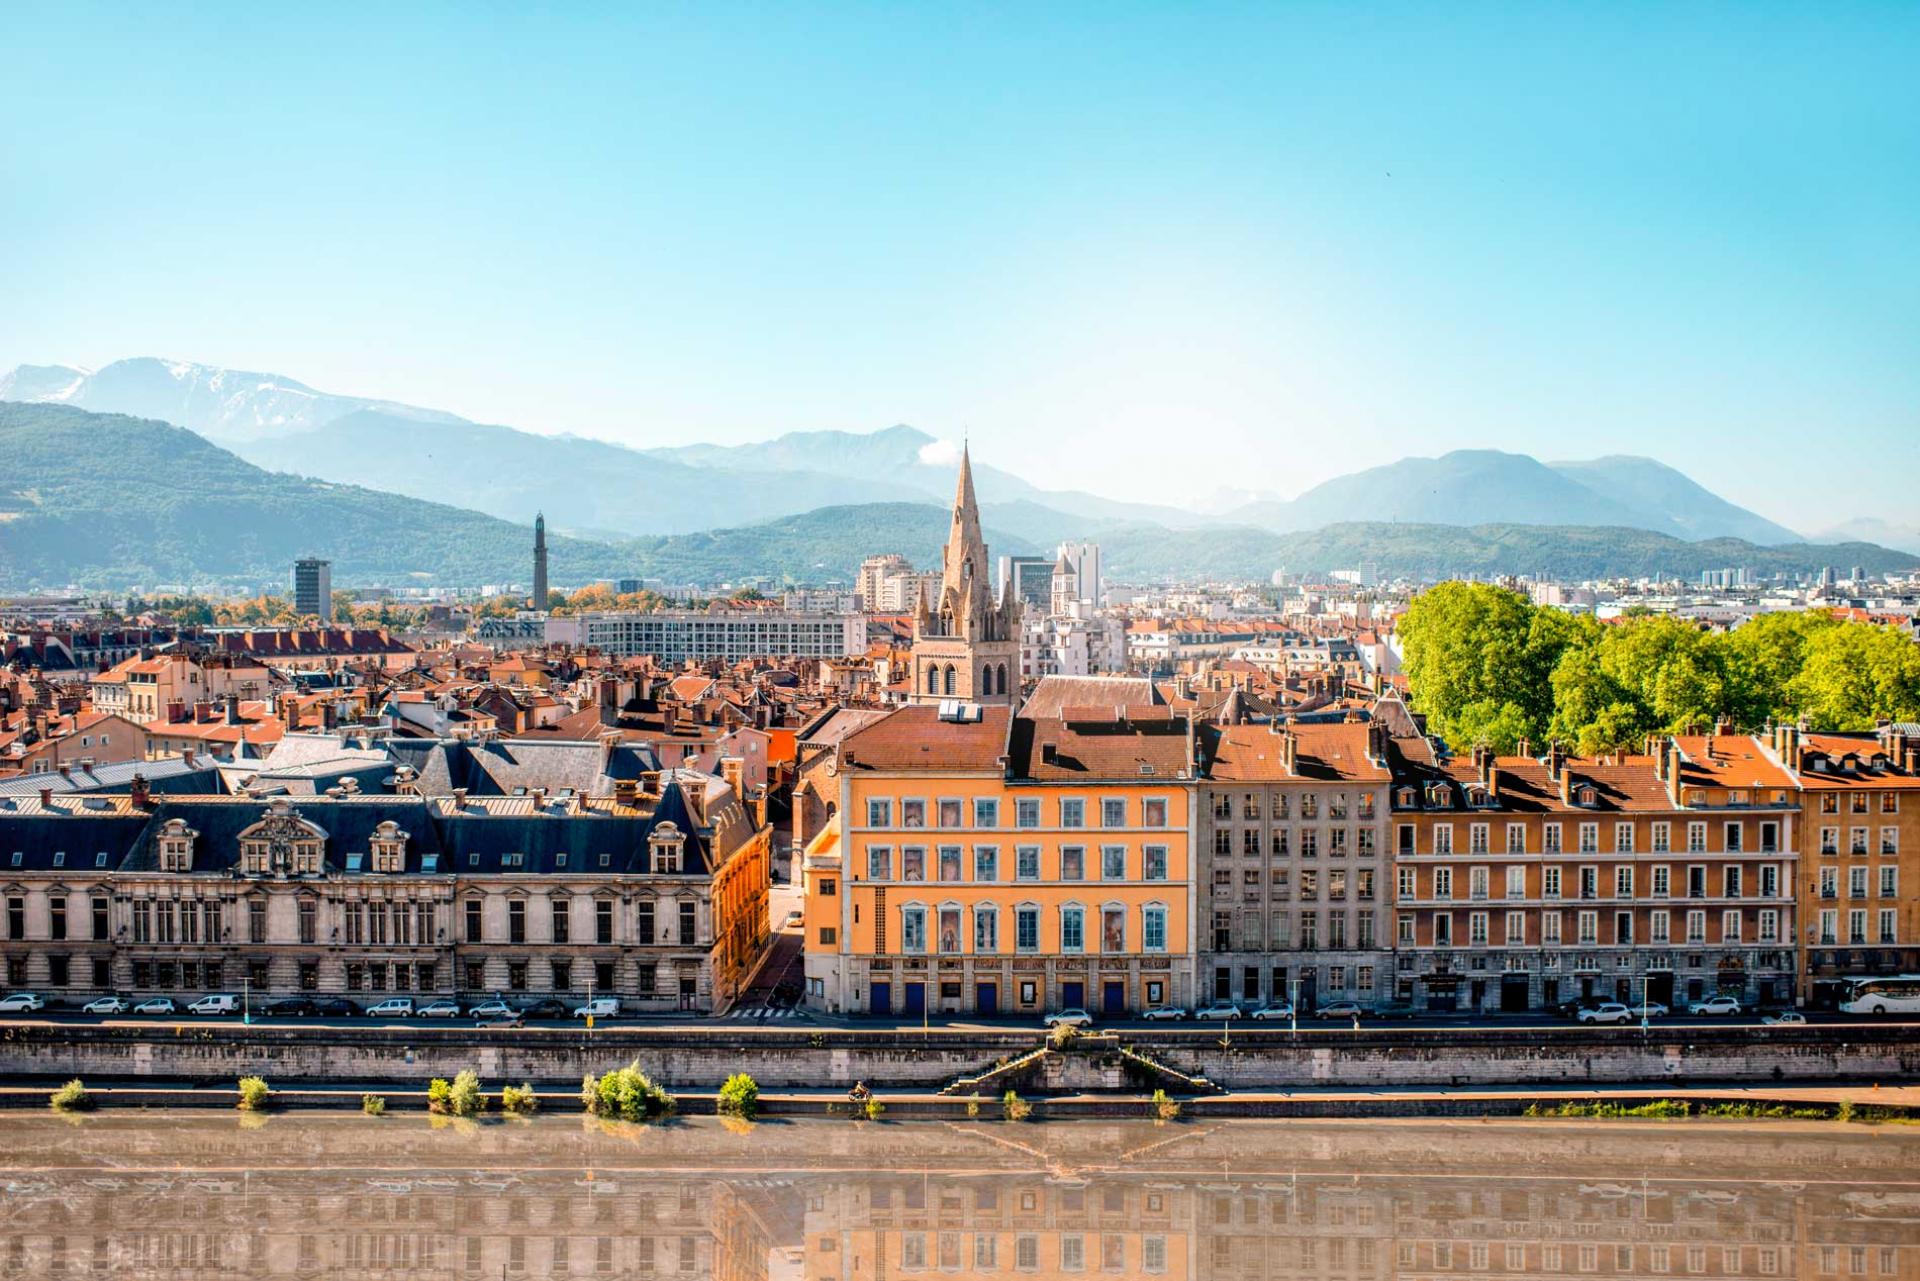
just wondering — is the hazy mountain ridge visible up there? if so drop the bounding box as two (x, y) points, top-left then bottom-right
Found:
(2, 404), (1910, 591)
(0, 356), (1873, 565)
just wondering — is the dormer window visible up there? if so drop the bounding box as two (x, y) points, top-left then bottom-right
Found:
(1576, 785), (1597, 807)
(157, 818), (199, 872)
(1396, 786), (1418, 809)
(650, 820), (687, 874)
(369, 821), (409, 874)
(1424, 783), (1451, 809)
(238, 800), (327, 877)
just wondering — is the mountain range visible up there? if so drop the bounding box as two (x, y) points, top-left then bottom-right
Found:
(3, 356), (1913, 589)
(3, 402), (1913, 592)
(3, 357), (1827, 547)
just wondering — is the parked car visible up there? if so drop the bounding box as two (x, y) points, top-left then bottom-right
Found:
(1372, 1001), (1419, 1020)
(468, 1000), (516, 1020)
(133, 997), (177, 1015)
(1194, 1001), (1242, 1021)
(1554, 998), (1598, 1019)
(417, 999), (463, 1018)
(1688, 995), (1742, 1017)
(1316, 1000), (1367, 1019)
(1632, 1000), (1671, 1018)
(1140, 1005), (1188, 1020)
(1576, 1002), (1635, 1025)
(263, 997), (317, 1017)
(573, 997), (621, 1020)
(1249, 1002), (1295, 1020)
(518, 998), (570, 1020)
(82, 995), (129, 1015)
(313, 997), (361, 1018)
(0, 992), (45, 1013)
(783, 910), (803, 929)
(1042, 1007), (1093, 1029)
(1761, 1010), (1807, 1026)
(364, 997), (415, 1018)
(188, 993), (242, 1016)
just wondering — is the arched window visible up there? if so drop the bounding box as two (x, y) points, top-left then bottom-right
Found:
(900, 903), (928, 954)
(973, 903), (999, 952)
(942, 665), (955, 696)
(996, 663), (1008, 695)
(981, 665), (993, 695)
(926, 665), (939, 694)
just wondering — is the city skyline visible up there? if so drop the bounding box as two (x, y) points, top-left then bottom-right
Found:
(4, 4), (1916, 529)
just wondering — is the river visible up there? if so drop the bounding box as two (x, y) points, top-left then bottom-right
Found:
(0, 1111), (1914, 1278)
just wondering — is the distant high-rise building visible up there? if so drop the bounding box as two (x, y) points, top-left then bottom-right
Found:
(856, 554), (911, 610)
(998, 554), (1055, 612)
(1055, 540), (1103, 609)
(532, 513), (549, 610)
(292, 558), (332, 622)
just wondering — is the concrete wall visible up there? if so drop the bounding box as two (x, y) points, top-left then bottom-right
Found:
(2, 1023), (1914, 1091)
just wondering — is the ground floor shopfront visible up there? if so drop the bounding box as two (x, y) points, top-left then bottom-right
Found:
(1394, 948), (1797, 1012)
(832, 954), (1193, 1018)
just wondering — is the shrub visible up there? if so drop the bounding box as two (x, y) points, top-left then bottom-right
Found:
(361, 1094), (387, 1116)
(447, 1070), (487, 1117)
(427, 1077), (452, 1114)
(717, 1073), (759, 1119)
(582, 1062), (675, 1121)
(965, 1095), (981, 1119)
(500, 1084), (539, 1115)
(1049, 1022), (1079, 1050)
(1003, 1089), (1033, 1122)
(49, 1079), (93, 1112)
(863, 1096), (886, 1121)
(1837, 1099), (1856, 1123)
(1151, 1088), (1180, 1121)
(236, 1076), (271, 1112)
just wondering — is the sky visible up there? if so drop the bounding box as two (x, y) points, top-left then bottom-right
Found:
(3, 3), (1916, 532)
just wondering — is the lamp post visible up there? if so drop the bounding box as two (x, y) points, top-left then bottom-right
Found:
(243, 974), (250, 1026)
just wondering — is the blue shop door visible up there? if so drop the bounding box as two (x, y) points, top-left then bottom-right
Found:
(1102, 981), (1126, 1016)
(903, 982), (926, 1017)
(869, 982), (891, 1017)
(1061, 980), (1085, 1010)
(975, 983), (999, 1016)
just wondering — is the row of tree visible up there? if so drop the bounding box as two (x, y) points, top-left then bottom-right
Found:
(1398, 582), (1920, 754)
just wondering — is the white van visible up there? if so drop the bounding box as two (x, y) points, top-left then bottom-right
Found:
(189, 993), (242, 1016)
(365, 997), (415, 1018)
(572, 997), (620, 1020)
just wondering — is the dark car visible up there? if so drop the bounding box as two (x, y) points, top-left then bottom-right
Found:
(1553, 998), (1595, 1019)
(1371, 1001), (1419, 1020)
(263, 997), (317, 1017)
(517, 998), (570, 1020)
(312, 997), (362, 1018)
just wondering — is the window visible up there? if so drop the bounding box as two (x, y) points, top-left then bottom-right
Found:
(297, 898), (315, 944)
(1615, 866), (1634, 899)
(678, 900), (697, 944)
(1101, 905), (1125, 952)
(902, 846), (926, 881)
(1061, 905), (1085, 953)
(596, 899), (613, 944)
(552, 898), (571, 944)
(1506, 866), (1526, 899)
(1143, 905), (1167, 952)
(1144, 845), (1167, 880)
(1878, 908), (1897, 944)
(1061, 846), (1085, 880)
(973, 798), (999, 828)
(1881, 866), (1899, 898)
(1579, 823), (1597, 853)
(867, 846), (892, 879)
(1505, 823), (1526, 854)
(1615, 822), (1634, 853)
(973, 846), (998, 881)
(1016, 905), (1040, 952)
(1060, 798), (1085, 828)
(1433, 825), (1453, 855)
(1544, 823), (1562, 854)
(636, 900), (655, 942)
(1101, 846), (1126, 879)
(866, 798), (892, 827)
(938, 906), (962, 953)
(1723, 909), (1743, 942)
(1543, 866), (1562, 899)
(937, 798), (963, 828)
(1651, 909), (1671, 943)
(1577, 910), (1598, 944)
(1725, 822), (1744, 853)
(1101, 798), (1127, 828)
(1687, 822), (1707, 853)
(938, 846), (962, 882)
(1542, 911), (1562, 944)
(1015, 798), (1040, 828)
(464, 900), (483, 943)
(92, 895), (110, 941)
(508, 900), (526, 944)
(1143, 797), (1168, 827)
(900, 798), (926, 828)
(1652, 821), (1671, 852)
(1015, 846), (1040, 880)
(1433, 867), (1452, 899)
(1469, 866), (1489, 899)
(974, 905), (998, 952)
(1652, 865), (1670, 898)
(1686, 909), (1706, 943)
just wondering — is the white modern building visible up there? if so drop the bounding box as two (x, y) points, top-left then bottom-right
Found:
(546, 610), (866, 662)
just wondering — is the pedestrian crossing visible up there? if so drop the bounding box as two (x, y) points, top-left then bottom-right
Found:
(720, 1005), (812, 1022)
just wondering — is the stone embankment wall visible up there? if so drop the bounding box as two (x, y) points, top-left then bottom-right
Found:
(1, 1023), (1914, 1090)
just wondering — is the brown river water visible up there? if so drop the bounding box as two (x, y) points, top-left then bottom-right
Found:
(0, 1111), (1914, 1279)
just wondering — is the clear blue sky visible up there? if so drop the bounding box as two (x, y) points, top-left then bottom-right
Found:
(4, 3), (1915, 531)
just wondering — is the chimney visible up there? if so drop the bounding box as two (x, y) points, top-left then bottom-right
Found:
(1546, 740), (1568, 783)
(224, 696), (240, 726)
(129, 773), (150, 809)
(1279, 726), (1299, 776)
(451, 787), (469, 810)
(181, 748), (196, 767)
(1366, 720), (1387, 764)
(1516, 737), (1532, 759)
(1472, 743), (1493, 783)
(530, 787), (547, 811)
(661, 703), (679, 735)
(37, 787), (53, 808)
(613, 776), (638, 805)
(56, 763), (71, 780)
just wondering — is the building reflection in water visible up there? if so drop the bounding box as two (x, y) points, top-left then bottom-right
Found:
(0, 1115), (1913, 1281)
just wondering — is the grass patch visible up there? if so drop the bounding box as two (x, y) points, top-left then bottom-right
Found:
(717, 1073), (759, 1119)
(581, 1062), (675, 1121)
(1151, 1088), (1180, 1121)
(49, 1079), (93, 1112)
(236, 1076), (271, 1112)
(361, 1094), (387, 1116)
(1002, 1089), (1033, 1122)
(500, 1084), (539, 1115)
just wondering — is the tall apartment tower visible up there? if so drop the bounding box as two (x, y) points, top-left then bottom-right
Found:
(532, 512), (549, 610)
(909, 446), (1021, 703)
(292, 558), (332, 622)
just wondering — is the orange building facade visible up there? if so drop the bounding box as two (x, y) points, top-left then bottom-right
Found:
(804, 702), (1196, 1017)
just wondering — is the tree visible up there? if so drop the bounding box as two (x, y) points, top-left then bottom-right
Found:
(1399, 583), (1568, 752)
(1789, 623), (1920, 730)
